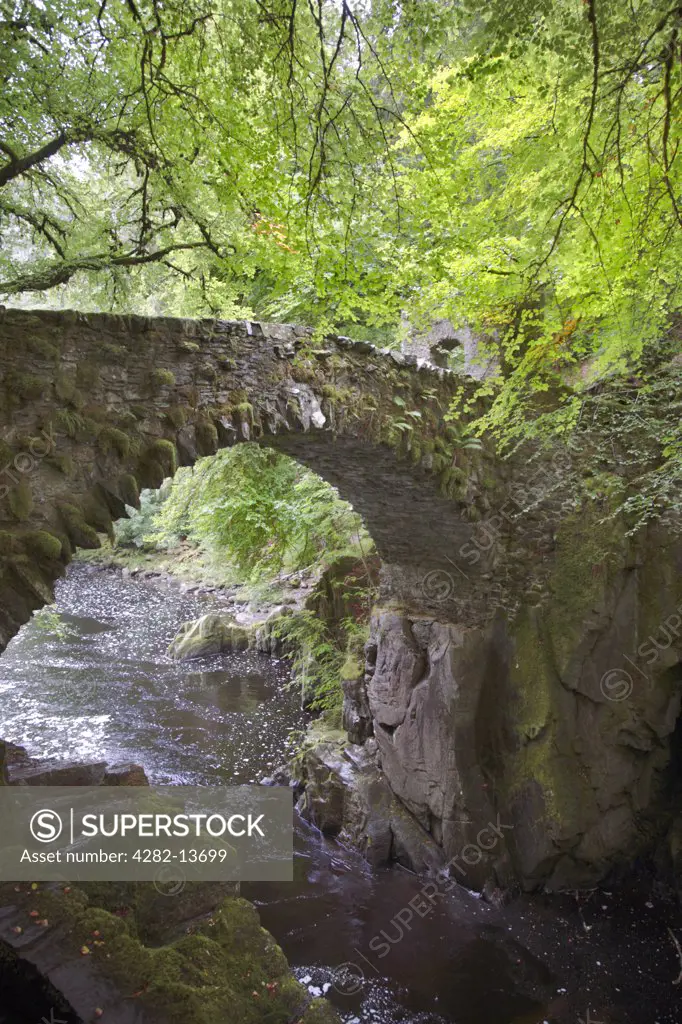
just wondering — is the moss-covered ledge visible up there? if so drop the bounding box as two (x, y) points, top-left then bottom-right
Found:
(0, 880), (338, 1024)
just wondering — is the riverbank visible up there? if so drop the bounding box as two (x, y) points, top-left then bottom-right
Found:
(1, 563), (682, 1023)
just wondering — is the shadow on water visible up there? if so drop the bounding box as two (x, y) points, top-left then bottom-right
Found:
(0, 563), (681, 1024)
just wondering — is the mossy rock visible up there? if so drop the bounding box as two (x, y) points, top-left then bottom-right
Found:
(137, 457), (165, 490)
(0, 530), (21, 555)
(8, 479), (33, 521)
(82, 497), (114, 541)
(76, 361), (100, 389)
(0, 439), (12, 468)
(0, 886), (333, 1024)
(7, 555), (55, 604)
(169, 614), (258, 660)
(26, 335), (60, 360)
(97, 342), (127, 360)
(57, 502), (100, 550)
(144, 438), (176, 473)
(46, 452), (75, 476)
(197, 362), (217, 382)
(82, 403), (110, 424)
(195, 418), (218, 455)
(52, 530), (72, 563)
(67, 387), (86, 410)
(118, 473), (140, 509)
(97, 426), (135, 459)
(151, 368), (176, 388)
(232, 401), (254, 424)
(228, 388), (249, 406)
(5, 370), (44, 400)
(21, 530), (62, 561)
(165, 405), (187, 428)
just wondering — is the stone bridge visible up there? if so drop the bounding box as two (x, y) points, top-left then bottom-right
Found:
(1, 307), (681, 896)
(0, 307), (516, 648)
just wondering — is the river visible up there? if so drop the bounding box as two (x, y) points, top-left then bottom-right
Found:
(0, 563), (679, 1024)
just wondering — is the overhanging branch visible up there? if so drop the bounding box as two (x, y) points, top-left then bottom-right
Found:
(0, 242), (207, 295)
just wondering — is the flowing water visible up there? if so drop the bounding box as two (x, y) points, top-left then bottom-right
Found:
(0, 563), (680, 1024)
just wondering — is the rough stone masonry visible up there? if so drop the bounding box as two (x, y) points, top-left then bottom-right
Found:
(1, 307), (682, 893)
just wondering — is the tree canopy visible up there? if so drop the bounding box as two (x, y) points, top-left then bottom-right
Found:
(2, 0), (682, 497)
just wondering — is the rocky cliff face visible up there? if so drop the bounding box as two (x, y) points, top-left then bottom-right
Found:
(305, 514), (682, 893)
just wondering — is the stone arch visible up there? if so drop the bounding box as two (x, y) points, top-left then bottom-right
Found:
(2, 308), (682, 892)
(0, 308), (507, 651)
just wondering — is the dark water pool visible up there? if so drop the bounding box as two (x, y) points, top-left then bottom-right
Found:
(0, 563), (680, 1024)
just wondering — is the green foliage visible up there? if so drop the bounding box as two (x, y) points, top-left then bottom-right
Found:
(143, 444), (371, 580)
(6, 0), (682, 520)
(115, 484), (172, 550)
(114, 444), (372, 579)
(274, 611), (369, 714)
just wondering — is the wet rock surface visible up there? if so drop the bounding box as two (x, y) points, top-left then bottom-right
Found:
(1, 563), (681, 1022)
(333, 521), (682, 894)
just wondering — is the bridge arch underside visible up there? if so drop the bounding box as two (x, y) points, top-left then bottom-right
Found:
(2, 309), (682, 894)
(0, 309), (499, 651)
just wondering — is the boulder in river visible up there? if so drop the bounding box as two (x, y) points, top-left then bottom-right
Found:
(168, 612), (258, 660)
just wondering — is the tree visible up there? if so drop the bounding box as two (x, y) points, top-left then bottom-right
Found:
(0, 0), (451, 314)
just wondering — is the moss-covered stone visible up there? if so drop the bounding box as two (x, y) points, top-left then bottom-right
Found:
(144, 439), (177, 477)
(57, 502), (100, 549)
(53, 530), (72, 563)
(0, 884), (337, 1024)
(169, 614), (259, 660)
(151, 368), (176, 388)
(46, 452), (75, 476)
(0, 530), (21, 555)
(165, 404), (187, 428)
(0, 439), (12, 468)
(8, 479), (33, 520)
(5, 370), (44, 400)
(21, 530), (62, 561)
(82, 497), (114, 541)
(7, 555), (55, 604)
(76, 361), (100, 389)
(195, 417), (218, 455)
(26, 335), (60, 360)
(97, 426), (134, 458)
(545, 507), (625, 676)
(118, 473), (140, 509)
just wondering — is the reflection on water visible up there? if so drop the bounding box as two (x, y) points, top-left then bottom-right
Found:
(0, 563), (680, 1024)
(0, 563), (303, 783)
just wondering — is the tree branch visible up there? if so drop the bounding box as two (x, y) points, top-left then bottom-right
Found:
(0, 242), (207, 295)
